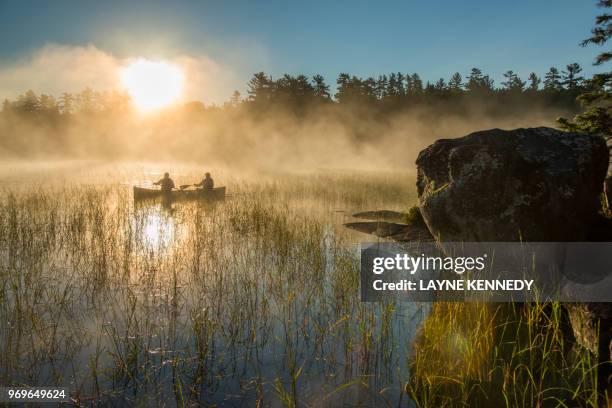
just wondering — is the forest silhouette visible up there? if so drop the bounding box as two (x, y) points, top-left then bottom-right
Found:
(0, 65), (587, 169)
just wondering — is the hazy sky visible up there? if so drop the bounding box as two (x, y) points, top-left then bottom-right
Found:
(0, 0), (604, 103)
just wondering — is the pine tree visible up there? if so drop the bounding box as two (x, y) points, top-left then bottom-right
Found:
(448, 72), (463, 91)
(396, 72), (405, 96)
(405, 74), (413, 95)
(562, 63), (584, 90)
(387, 73), (398, 97)
(58, 92), (74, 114)
(294, 74), (315, 98)
(247, 72), (273, 102)
(558, 0), (612, 138)
(410, 73), (423, 94)
(375, 75), (388, 100)
(229, 90), (242, 106)
(543, 67), (562, 90)
(312, 74), (330, 100)
(527, 73), (541, 91)
(362, 77), (377, 100)
(335, 73), (352, 103)
(466, 68), (494, 92)
(466, 68), (483, 88)
(16, 90), (39, 113)
(501, 71), (526, 92)
(38, 94), (58, 114)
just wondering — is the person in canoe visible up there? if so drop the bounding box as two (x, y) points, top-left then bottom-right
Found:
(194, 172), (214, 190)
(153, 172), (175, 193)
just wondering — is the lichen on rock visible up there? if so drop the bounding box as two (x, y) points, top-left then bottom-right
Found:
(416, 127), (608, 242)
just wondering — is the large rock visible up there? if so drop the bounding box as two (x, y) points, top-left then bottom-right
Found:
(416, 127), (608, 242)
(415, 127), (612, 401)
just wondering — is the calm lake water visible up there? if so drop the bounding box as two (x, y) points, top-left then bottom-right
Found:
(0, 161), (428, 406)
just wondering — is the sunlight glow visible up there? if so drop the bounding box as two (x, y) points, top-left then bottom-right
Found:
(120, 59), (184, 112)
(141, 211), (175, 248)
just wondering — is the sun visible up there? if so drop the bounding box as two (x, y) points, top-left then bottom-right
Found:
(120, 59), (185, 112)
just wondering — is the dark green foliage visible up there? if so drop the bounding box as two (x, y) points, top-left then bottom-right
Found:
(527, 72), (541, 92)
(501, 70), (526, 92)
(563, 63), (585, 90)
(448, 72), (462, 91)
(247, 71), (273, 102)
(465, 68), (494, 93)
(544, 67), (563, 91)
(235, 66), (582, 111)
(312, 74), (330, 100)
(559, 0), (612, 139)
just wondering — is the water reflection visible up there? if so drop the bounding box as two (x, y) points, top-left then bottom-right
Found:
(143, 211), (175, 247)
(134, 203), (178, 250)
(0, 166), (426, 406)
(132, 198), (220, 253)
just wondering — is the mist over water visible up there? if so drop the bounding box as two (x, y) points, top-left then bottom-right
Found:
(0, 93), (575, 172)
(0, 161), (427, 405)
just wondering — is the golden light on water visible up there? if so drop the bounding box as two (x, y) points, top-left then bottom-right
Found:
(120, 59), (184, 112)
(140, 211), (176, 248)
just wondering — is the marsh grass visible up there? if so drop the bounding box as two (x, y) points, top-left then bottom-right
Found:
(0, 166), (425, 406)
(0, 165), (602, 407)
(408, 302), (601, 407)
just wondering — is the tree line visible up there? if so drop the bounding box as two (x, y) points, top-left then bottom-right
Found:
(244, 64), (585, 106)
(0, 63), (594, 159)
(1, 88), (131, 116)
(0, 64), (588, 117)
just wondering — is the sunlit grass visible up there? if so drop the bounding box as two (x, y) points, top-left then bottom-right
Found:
(0, 165), (602, 406)
(0, 167), (421, 406)
(408, 302), (600, 407)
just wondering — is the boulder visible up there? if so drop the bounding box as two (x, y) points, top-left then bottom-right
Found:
(414, 127), (612, 401)
(416, 127), (608, 242)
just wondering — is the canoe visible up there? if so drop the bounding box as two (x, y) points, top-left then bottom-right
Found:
(133, 186), (226, 201)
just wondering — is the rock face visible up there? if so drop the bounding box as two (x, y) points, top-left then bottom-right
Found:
(416, 127), (608, 242)
(414, 127), (612, 400)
